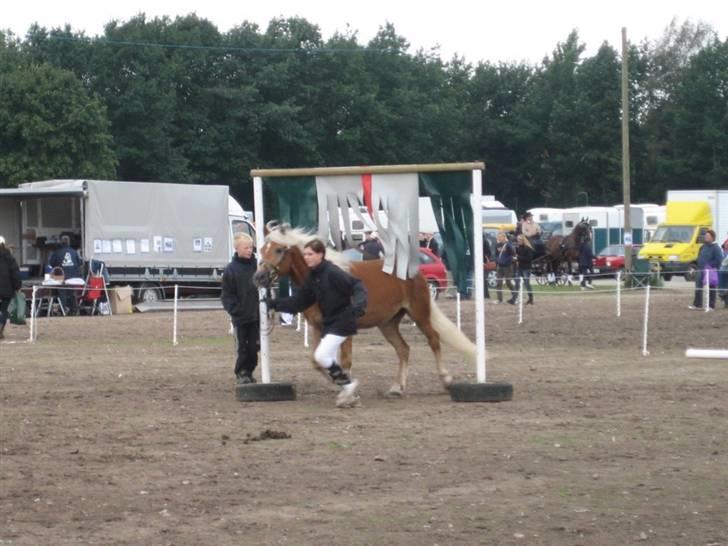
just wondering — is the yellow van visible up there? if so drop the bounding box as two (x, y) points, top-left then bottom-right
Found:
(638, 201), (712, 281)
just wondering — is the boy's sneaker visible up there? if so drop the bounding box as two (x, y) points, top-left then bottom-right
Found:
(687, 305), (699, 310)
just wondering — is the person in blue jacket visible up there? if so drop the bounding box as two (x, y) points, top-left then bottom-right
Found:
(48, 235), (83, 315)
(690, 229), (723, 310)
(578, 238), (595, 290)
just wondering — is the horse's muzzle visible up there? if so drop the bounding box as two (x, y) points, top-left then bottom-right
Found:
(253, 269), (274, 288)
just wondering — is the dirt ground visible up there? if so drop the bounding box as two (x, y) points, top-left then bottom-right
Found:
(1, 287), (727, 546)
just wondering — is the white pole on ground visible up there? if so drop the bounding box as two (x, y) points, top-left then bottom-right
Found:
(29, 285), (37, 342)
(296, 312), (301, 332)
(641, 283), (651, 356)
(518, 276), (524, 325)
(253, 175), (272, 384)
(303, 319), (309, 348)
(703, 269), (709, 312)
(456, 291), (461, 331)
(616, 270), (622, 317)
(172, 284), (179, 346)
(471, 168), (487, 384)
(685, 348), (728, 360)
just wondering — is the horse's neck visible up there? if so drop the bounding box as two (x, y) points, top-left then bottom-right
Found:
(286, 249), (310, 286)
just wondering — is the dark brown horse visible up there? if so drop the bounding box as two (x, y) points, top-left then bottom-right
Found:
(253, 224), (476, 396)
(540, 218), (592, 276)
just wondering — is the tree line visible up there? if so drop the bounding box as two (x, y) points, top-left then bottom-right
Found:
(1, 15), (726, 211)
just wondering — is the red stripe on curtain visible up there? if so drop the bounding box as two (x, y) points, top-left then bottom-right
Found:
(361, 173), (373, 214)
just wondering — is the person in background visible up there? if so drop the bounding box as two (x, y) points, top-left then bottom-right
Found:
(482, 236), (492, 299)
(221, 233), (260, 384)
(494, 232), (516, 304)
(513, 235), (534, 305)
(578, 237), (595, 290)
(266, 239), (367, 407)
(360, 231), (384, 260)
(719, 236), (728, 308)
(689, 229), (723, 310)
(48, 234), (83, 315)
(0, 236), (22, 340)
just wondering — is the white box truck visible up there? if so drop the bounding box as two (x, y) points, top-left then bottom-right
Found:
(0, 179), (254, 303)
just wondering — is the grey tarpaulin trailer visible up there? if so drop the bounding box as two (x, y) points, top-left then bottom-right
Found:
(0, 179), (254, 303)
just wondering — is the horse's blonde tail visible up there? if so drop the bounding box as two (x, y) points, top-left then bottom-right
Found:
(429, 302), (477, 364)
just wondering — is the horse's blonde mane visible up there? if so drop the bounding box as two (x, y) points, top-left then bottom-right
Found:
(266, 227), (352, 271)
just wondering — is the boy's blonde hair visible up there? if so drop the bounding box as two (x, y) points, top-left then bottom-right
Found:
(234, 232), (254, 245)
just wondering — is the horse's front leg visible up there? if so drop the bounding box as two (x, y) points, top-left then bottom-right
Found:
(339, 337), (353, 372)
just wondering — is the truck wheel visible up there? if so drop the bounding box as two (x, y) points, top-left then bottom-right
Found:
(138, 285), (162, 304)
(684, 264), (697, 283)
(427, 280), (440, 300)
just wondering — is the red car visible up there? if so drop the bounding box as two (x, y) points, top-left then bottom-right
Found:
(593, 244), (641, 277)
(418, 247), (448, 299)
(344, 246), (448, 299)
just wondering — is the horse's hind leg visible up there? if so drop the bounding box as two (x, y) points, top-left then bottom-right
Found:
(377, 312), (410, 397)
(407, 302), (452, 391)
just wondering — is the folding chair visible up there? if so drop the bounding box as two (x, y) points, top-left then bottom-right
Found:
(631, 259), (652, 288)
(79, 263), (112, 316)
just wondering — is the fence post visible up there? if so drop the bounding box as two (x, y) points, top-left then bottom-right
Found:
(303, 319), (309, 348)
(616, 270), (622, 317)
(29, 285), (37, 342)
(641, 283), (651, 356)
(456, 292), (461, 331)
(703, 269), (709, 312)
(518, 275), (524, 325)
(172, 284), (179, 346)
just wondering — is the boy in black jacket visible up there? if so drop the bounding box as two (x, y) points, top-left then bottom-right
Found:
(221, 233), (260, 384)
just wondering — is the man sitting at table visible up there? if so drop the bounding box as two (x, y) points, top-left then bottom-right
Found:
(49, 235), (83, 315)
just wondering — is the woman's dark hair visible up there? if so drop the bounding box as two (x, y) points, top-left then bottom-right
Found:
(303, 239), (326, 255)
(706, 229), (716, 241)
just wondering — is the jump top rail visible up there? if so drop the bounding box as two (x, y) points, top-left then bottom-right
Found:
(251, 162), (486, 178)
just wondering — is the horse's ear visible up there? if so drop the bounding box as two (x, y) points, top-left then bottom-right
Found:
(265, 220), (279, 235)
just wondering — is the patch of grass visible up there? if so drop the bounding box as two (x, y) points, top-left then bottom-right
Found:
(327, 441), (352, 450)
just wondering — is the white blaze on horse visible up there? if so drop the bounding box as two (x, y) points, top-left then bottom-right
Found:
(253, 223), (477, 397)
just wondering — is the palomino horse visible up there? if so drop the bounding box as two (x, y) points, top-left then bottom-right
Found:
(253, 223), (476, 396)
(541, 218), (592, 276)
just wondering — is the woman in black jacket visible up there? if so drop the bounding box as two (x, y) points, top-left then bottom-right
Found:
(267, 239), (367, 407)
(513, 235), (534, 305)
(0, 236), (22, 340)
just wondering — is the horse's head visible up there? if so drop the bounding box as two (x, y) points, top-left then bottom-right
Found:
(253, 221), (294, 288)
(574, 218), (592, 243)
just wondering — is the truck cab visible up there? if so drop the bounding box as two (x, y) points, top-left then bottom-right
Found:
(638, 201), (712, 281)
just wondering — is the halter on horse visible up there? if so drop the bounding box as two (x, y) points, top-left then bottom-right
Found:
(253, 222), (477, 397)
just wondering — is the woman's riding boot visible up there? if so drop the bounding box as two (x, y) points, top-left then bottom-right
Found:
(327, 363), (352, 386)
(527, 295), (534, 305)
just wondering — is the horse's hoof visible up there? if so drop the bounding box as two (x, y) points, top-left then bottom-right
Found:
(336, 380), (360, 408)
(441, 375), (454, 390)
(385, 386), (404, 398)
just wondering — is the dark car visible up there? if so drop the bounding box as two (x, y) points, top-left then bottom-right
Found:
(593, 244), (641, 277)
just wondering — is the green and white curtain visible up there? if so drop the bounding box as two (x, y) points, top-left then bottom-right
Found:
(264, 170), (473, 292)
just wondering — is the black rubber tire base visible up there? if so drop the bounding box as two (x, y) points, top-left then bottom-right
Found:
(449, 381), (513, 403)
(235, 382), (296, 402)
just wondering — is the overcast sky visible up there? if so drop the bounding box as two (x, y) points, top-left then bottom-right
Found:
(4, 0), (727, 64)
